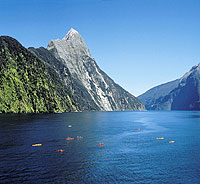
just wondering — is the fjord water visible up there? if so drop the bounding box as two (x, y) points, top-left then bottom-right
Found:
(0, 112), (200, 184)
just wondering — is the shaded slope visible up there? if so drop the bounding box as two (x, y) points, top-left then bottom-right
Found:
(139, 63), (200, 110)
(170, 64), (200, 110)
(29, 47), (99, 111)
(138, 79), (179, 110)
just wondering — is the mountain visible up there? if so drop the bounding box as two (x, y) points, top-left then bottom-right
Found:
(30, 28), (145, 111)
(138, 79), (179, 110)
(139, 64), (200, 110)
(0, 36), (78, 113)
(29, 46), (99, 111)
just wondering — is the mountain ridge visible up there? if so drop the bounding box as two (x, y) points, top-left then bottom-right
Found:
(139, 63), (200, 110)
(31, 28), (145, 111)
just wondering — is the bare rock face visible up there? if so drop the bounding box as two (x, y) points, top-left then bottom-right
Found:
(37, 28), (145, 111)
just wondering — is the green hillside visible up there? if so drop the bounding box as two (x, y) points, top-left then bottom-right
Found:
(0, 36), (78, 113)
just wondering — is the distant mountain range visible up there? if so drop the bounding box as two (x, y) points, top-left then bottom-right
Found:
(0, 28), (145, 113)
(139, 64), (200, 110)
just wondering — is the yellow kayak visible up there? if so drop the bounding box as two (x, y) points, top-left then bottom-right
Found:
(169, 141), (175, 143)
(32, 144), (42, 147)
(156, 137), (164, 140)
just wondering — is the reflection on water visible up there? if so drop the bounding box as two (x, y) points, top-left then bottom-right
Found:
(0, 111), (200, 183)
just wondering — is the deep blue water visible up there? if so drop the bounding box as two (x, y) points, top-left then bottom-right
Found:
(0, 111), (200, 184)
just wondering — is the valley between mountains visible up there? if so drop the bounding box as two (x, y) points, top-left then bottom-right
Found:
(1, 28), (200, 113)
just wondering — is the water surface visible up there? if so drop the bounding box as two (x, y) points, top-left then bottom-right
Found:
(0, 111), (200, 183)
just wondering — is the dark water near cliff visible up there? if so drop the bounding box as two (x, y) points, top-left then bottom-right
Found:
(0, 111), (200, 184)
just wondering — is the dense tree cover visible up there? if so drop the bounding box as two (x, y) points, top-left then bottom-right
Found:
(0, 36), (78, 113)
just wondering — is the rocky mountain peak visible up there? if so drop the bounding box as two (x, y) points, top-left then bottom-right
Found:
(44, 28), (145, 111)
(180, 63), (200, 82)
(63, 28), (79, 40)
(48, 28), (91, 58)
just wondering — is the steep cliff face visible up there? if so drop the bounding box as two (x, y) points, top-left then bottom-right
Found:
(170, 64), (200, 110)
(0, 36), (78, 113)
(139, 63), (200, 110)
(32, 28), (145, 111)
(29, 46), (99, 111)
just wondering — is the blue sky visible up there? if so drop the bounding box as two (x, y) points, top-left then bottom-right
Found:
(1, 0), (200, 96)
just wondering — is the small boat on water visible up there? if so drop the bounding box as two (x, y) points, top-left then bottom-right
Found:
(156, 137), (164, 140)
(98, 143), (104, 146)
(32, 144), (42, 147)
(169, 141), (175, 143)
(66, 137), (74, 141)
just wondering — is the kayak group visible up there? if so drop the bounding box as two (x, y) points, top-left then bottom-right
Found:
(31, 128), (175, 152)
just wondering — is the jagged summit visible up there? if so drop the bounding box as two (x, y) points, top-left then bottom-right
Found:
(48, 27), (91, 57)
(180, 63), (200, 82)
(43, 28), (145, 111)
(63, 28), (79, 40)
